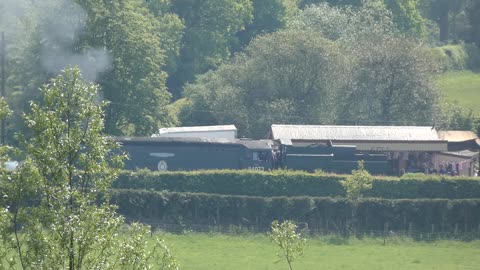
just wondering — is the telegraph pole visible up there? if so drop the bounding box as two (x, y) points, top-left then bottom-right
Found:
(1, 31), (6, 145)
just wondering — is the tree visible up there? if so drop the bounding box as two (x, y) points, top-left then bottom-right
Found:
(268, 220), (307, 270)
(290, 2), (440, 126)
(0, 98), (10, 122)
(340, 161), (373, 235)
(384, 0), (426, 36)
(337, 33), (440, 126)
(168, 0), (254, 97)
(467, 0), (480, 47)
(77, 0), (176, 135)
(236, 0), (300, 48)
(341, 161), (373, 202)
(0, 97), (12, 165)
(289, 1), (396, 42)
(435, 101), (479, 131)
(0, 68), (178, 269)
(298, 0), (426, 37)
(144, 0), (185, 76)
(181, 30), (348, 138)
(0, 0), (51, 144)
(2, 0), (179, 137)
(425, 0), (469, 43)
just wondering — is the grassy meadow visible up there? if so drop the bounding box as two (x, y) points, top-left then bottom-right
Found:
(157, 232), (480, 270)
(437, 71), (480, 113)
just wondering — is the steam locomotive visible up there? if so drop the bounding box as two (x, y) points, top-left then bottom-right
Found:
(117, 137), (389, 174)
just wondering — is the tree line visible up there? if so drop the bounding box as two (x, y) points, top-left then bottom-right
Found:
(1, 0), (479, 139)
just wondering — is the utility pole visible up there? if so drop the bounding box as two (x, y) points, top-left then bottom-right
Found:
(1, 31), (5, 145)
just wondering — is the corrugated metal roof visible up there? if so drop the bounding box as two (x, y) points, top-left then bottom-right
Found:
(270, 124), (444, 141)
(439, 150), (479, 158)
(438, 130), (479, 142)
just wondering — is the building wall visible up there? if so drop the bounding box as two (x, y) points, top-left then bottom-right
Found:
(432, 153), (477, 176)
(156, 130), (237, 139)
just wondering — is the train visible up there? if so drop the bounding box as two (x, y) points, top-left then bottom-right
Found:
(117, 137), (389, 174)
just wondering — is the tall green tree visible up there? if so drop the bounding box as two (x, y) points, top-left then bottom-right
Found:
(168, 0), (253, 97)
(424, 0), (469, 43)
(338, 33), (440, 126)
(0, 68), (178, 269)
(0, 0), (49, 144)
(181, 30), (347, 138)
(467, 0), (480, 47)
(77, 0), (176, 135)
(299, 0), (426, 37)
(289, 1), (395, 41)
(290, 3), (440, 126)
(144, 0), (185, 76)
(384, 0), (426, 36)
(236, 0), (300, 48)
(3, 0), (181, 137)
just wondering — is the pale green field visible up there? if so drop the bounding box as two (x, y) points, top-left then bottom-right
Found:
(159, 233), (480, 270)
(437, 71), (480, 113)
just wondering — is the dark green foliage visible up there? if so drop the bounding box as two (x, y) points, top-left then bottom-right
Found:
(366, 177), (480, 199)
(112, 190), (480, 234)
(437, 102), (479, 131)
(180, 30), (347, 138)
(384, 0), (427, 36)
(113, 170), (480, 199)
(114, 170), (347, 197)
(236, 0), (299, 48)
(77, 0), (174, 135)
(467, 0), (480, 47)
(167, 0), (253, 97)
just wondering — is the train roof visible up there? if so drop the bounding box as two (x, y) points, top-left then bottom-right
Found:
(114, 137), (273, 150)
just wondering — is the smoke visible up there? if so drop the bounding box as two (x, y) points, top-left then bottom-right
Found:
(0, 0), (29, 37)
(1, 0), (111, 82)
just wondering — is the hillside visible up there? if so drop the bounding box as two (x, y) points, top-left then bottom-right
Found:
(438, 71), (480, 113)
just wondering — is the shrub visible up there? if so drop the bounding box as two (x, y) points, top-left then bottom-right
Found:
(113, 170), (480, 199)
(432, 43), (480, 72)
(112, 190), (480, 235)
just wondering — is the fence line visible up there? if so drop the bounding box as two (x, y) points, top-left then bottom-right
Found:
(126, 219), (480, 241)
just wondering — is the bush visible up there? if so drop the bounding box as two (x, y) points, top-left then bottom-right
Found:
(432, 43), (480, 72)
(113, 170), (480, 199)
(112, 190), (480, 235)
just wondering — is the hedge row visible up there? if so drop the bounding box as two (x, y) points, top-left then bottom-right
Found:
(113, 170), (480, 199)
(431, 43), (480, 71)
(112, 190), (480, 234)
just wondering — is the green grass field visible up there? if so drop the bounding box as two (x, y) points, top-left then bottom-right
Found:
(437, 71), (480, 113)
(158, 233), (480, 270)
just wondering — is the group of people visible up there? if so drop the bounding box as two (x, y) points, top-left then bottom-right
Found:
(435, 163), (462, 176)
(401, 161), (466, 176)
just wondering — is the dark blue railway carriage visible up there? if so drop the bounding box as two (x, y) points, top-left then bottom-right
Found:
(117, 137), (274, 171)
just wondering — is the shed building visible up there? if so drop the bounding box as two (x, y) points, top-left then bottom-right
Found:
(268, 124), (449, 175)
(436, 131), (480, 176)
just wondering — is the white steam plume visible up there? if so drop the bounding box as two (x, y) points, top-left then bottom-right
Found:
(1, 0), (111, 82)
